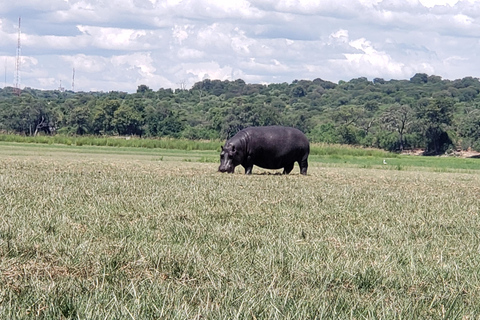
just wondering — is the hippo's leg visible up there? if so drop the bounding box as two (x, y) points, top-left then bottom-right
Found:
(243, 165), (253, 175)
(299, 158), (308, 175)
(283, 163), (294, 174)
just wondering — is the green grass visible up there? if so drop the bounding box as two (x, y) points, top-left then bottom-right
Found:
(310, 143), (395, 158)
(0, 143), (480, 318)
(0, 134), (395, 157)
(311, 154), (480, 173)
(0, 134), (223, 151)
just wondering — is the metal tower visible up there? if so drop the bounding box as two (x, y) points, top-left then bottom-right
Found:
(72, 68), (75, 91)
(14, 17), (21, 94)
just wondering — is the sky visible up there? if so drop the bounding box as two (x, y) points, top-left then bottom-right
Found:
(1, 0), (479, 93)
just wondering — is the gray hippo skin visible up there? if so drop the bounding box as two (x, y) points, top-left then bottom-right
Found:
(218, 126), (310, 175)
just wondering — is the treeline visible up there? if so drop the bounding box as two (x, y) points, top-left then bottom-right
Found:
(1, 73), (480, 154)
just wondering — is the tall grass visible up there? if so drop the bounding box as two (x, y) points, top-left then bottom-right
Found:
(310, 143), (395, 158)
(1, 146), (480, 318)
(0, 134), (222, 151)
(0, 134), (398, 159)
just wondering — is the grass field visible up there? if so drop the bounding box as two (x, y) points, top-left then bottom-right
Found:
(1, 142), (480, 319)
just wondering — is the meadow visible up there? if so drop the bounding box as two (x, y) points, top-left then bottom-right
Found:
(0, 141), (480, 319)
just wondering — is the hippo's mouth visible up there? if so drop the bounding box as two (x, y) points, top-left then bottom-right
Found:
(218, 166), (234, 173)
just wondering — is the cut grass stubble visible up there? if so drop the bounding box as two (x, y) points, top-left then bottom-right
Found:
(0, 146), (480, 318)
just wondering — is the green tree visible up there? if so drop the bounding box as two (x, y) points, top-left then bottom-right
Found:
(337, 125), (361, 145)
(144, 103), (184, 137)
(332, 105), (363, 126)
(3, 96), (50, 135)
(380, 104), (414, 151)
(291, 85), (306, 98)
(410, 73), (428, 84)
(92, 100), (120, 134)
(67, 105), (91, 135)
(309, 123), (338, 143)
(112, 104), (143, 135)
(417, 98), (455, 154)
(458, 108), (480, 150)
(137, 84), (152, 94)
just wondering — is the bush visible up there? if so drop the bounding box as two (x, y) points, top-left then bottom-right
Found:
(308, 123), (338, 144)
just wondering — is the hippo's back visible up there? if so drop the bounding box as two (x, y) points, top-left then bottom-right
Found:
(242, 126), (309, 169)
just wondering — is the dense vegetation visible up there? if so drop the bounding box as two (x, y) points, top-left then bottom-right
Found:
(1, 73), (480, 154)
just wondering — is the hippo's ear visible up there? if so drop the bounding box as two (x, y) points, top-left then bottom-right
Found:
(221, 145), (224, 151)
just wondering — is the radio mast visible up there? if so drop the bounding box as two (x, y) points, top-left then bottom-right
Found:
(72, 68), (75, 92)
(14, 17), (21, 94)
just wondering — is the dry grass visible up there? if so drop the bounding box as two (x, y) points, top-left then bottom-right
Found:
(1, 143), (480, 318)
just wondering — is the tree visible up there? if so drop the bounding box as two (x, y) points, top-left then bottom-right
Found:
(337, 125), (361, 145)
(417, 98), (455, 154)
(380, 104), (414, 151)
(143, 103), (184, 137)
(458, 108), (480, 150)
(309, 123), (338, 143)
(291, 85), (306, 98)
(137, 84), (152, 94)
(112, 104), (143, 135)
(4, 97), (49, 135)
(332, 105), (364, 127)
(92, 100), (120, 134)
(67, 105), (91, 135)
(410, 73), (428, 84)
(2, 75), (480, 153)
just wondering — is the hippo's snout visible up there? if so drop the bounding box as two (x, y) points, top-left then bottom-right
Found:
(218, 165), (234, 173)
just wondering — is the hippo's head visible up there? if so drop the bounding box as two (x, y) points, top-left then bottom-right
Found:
(218, 144), (237, 173)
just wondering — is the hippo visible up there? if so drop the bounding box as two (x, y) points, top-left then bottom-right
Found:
(218, 126), (309, 175)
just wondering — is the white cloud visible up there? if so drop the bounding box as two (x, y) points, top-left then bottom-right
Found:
(358, 0), (383, 6)
(112, 52), (156, 76)
(330, 29), (349, 44)
(159, 0), (264, 20)
(184, 61), (235, 83)
(453, 13), (474, 25)
(240, 57), (291, 74)
(419, 0), (460, 7)
(256, 0), (363, 15)
(177, 48), (204, 60)
(59, 52), (175, 91)
(2, 0), (480, 92)
(172, 25), (191, 45)
(77, 25), (151, 50)
(231, 28), (255, 55)
(62, 54), (107, 73)
(342, 38), (406, 77)
(202, 0), (263, 19)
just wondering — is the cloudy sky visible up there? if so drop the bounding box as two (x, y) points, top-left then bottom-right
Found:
(0, 0), (479, 93)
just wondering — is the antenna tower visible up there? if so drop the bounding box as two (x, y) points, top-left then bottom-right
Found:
(72, 68), (75, 92)
(14, 17), (21, 94)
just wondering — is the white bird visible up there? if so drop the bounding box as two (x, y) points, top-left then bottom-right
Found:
(383, 159), (387, 165)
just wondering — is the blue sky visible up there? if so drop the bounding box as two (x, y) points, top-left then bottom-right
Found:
(1, 0), (479, 92)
